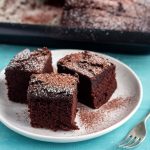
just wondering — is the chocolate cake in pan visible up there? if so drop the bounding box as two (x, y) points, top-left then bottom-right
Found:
(0, 0), (150, 47)
(62, 8), (150, 32)
(62, 0), (150, 32)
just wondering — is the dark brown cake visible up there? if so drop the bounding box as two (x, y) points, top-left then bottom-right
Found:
(5, 47), (53, 103)
(27, 73), (79, 131)
(57, 51), (117, 109)
(62, 8), (150, 32)
(62, 0), (150, 32)
(64, 0), (149, 18)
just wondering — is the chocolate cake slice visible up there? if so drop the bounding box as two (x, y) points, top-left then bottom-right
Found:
(5, 47), (53, 103)
(57, 51), (117, 109)
(27, 73), (79, 131)
(62, 0), (150, 32)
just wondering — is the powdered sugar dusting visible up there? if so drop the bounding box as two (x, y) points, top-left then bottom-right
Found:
(14, 49), (30, 61)
(78, 97), (137, 134)
(28, 73), (78, 97)
(6, 47), (51, 73)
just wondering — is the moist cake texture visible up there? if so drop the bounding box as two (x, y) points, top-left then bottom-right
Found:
(27, 73), (79, 131)
(57, 51), (117, 109)
(5, 47), (53, 103)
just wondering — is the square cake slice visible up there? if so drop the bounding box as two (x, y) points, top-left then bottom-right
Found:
(5, 47), (53, 103)
(27, 73), (79, 131)
(57, 51), (117, 109)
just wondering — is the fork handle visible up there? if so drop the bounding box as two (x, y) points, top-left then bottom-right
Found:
(144, 112), (150, 123)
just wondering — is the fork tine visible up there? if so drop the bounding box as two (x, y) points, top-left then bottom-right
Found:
(120, 137), (137, 148)
(119, 136), (136, 148)
(118, 135), (132, 147)
(122, 138), (142, 149)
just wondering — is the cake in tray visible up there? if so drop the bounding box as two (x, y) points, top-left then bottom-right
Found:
(0, 0), (150, 32)
(62, 0), (150, 32)
(5, 47), (53, 103)
(0, 0), (149, 32)
(57, 51), (117, 109)
(27, 73), (79, 131)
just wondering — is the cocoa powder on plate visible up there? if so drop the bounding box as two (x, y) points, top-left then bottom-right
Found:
(79, 97), (135, 133)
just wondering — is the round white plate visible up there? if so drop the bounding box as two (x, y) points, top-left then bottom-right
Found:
(0, 50), (143, 143)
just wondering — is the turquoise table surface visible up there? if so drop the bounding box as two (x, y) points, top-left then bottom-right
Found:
(0, 44), (150, 150)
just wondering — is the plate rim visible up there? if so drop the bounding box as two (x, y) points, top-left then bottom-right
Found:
(0, 49), (143, 143)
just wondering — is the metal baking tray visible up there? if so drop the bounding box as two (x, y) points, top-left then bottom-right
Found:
(0, 22), (150, 53)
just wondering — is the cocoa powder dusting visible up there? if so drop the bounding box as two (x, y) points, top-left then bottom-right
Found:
(79, 97), (136, 134)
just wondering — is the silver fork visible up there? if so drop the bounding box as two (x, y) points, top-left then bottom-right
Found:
(118, 111), (150, 149)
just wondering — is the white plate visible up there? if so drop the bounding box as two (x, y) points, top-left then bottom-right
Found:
(0, 50), (143, 143)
